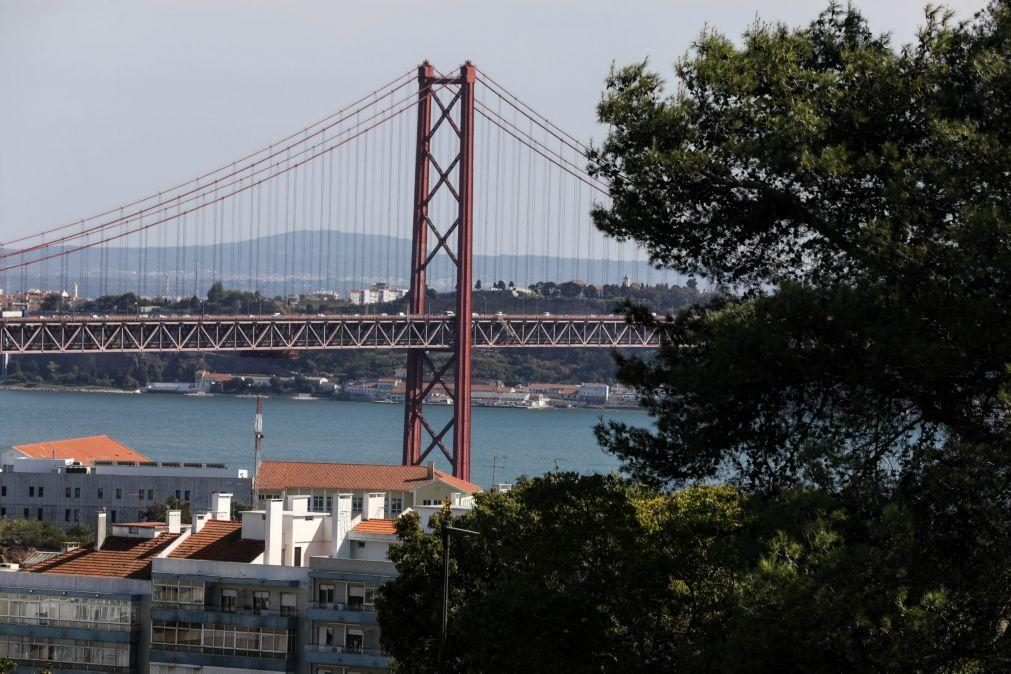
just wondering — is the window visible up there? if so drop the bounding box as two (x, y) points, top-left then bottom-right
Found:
(357, 541), (366, 549)
(138, 489), (144, 500)
(29, 486), (35, 497)
(253, 591), (270, 613)
(318, 584), (335, 607)
(280, 592), (296, 616)
(36, 509), (42, 521)
(325, 496), (333, 511)
(115, 488), (121, 500)
(38, 486), (43, 498)
(73, 509), (79, 523)
(110, 510), (116, 522)
(294, 546), (302, 567)
(97, 488), (103, 499)
(65, 509), (70, 522)
(312, 496), (324, 511)
(388, 496), (403, 515)
(147, 489), (153, 500)
(66, 487), (71, 498)
(74, 487), (80, 499)
(352, 495), (363, 513)
(23, 508), (29, 519)
(2, 508), (7, 517)
(184, 490), (190, 501)
(0, 486), (5, 497)
(175, 490), (181, 499)
(221, 589), (237, 613)
(422, 499), (433, 506)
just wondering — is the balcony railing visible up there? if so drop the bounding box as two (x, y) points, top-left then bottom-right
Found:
(152, 601), (296, 617)
(308, 643), (389, 657)
(0, 614), (136, 631)
(309, 601), (375, 613)
(150, 642), (293, 660)
(6, 657), (129, 673)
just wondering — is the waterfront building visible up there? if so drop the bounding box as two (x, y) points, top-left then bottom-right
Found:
(576, 382), (610, 405)
(254, 460), (481, 516)
(346, 283), (406, 306)
(0, 436), (249, 528)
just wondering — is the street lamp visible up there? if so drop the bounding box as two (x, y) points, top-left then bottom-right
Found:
(438, 522), (480, 671)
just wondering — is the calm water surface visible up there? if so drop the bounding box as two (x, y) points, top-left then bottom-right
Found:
(0, 390), (650, 488)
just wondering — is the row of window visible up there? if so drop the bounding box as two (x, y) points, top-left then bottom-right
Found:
(0, 507), (135, 523)
(0, 485), (191, 501)
(154, 581), (297, 615)
(0, 592), (136, 629)
(258, 492), (403, 515)
(151, 620), (294, 656)
(315, 581), (379, 611)
(0, 635), (131, 669)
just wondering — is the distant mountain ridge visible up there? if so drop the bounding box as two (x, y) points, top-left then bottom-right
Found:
(2, 230), (685, 298)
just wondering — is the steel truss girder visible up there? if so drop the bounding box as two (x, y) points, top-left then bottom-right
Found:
(0, 315), (662, 354)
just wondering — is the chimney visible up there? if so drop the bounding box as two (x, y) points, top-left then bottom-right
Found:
(329, 493), (353, 558)
(363, 492), (385, 521)
(166, 510), (182, 534)
(192, 511), (210, 534)
(426, 460), (435, 479)
(211, 492), (232, 521)
(286, 494), (309, 513)
(264, 499), (283, 565)
(95, 511), (108, 550)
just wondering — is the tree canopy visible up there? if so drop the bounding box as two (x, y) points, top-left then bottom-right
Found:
(379, 3), (1011, 671)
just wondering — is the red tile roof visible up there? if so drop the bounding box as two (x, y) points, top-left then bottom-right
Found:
(257, 461), (481, 493)
(32, 533), (179, 580)
(169, 520), (263, 563)
(352, 519), (398, 535)
(13, 435), (150, 464)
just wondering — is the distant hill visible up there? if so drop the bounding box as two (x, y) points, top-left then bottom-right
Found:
(2, 230), (688, 298)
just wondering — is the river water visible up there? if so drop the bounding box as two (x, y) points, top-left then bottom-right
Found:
(0, 390), (650, 488)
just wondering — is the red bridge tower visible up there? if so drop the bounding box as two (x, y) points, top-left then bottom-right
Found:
(402, 62), (476, 481)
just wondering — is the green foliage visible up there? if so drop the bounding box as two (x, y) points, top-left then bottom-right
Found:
(0, 657), (15, 674)
(592, 1), (1011, 493)
(141, 496), (192, 524)
(0, 517), (76, 550)
(380, 474), (1003, 672)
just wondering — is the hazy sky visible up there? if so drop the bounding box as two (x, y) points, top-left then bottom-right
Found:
(0, 0), (990, 241)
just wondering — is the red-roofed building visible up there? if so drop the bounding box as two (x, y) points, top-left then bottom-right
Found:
(255, 460), (481, 520)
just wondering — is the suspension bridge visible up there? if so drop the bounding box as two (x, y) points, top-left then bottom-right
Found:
(0, 62), (670, 481)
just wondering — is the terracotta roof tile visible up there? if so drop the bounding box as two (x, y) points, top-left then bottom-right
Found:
(12, 435), (150, 464)
(169, 520), (263, 563)
(257, 461), (481, 493)
(32, 533), (178, 580)
(352, 519), (398, 535)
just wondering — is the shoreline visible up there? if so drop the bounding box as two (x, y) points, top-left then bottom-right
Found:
(0, 383), (644, 410)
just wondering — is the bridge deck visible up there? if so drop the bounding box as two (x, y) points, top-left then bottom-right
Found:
(0, 314), (662, 354)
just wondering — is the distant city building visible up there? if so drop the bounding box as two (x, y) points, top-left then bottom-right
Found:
(347, 283), (406, 306)
(0, 436), (249, 528)
(576, 383), (610, 405)
(0, 461), (482, 672)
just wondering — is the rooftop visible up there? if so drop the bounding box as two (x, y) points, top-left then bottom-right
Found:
(12, 435), (151, 464)
(352, 519), (398, 536)
(168, 520), (263, 563)
(32, 534), (179, 580)
(257, 461), (481, 494)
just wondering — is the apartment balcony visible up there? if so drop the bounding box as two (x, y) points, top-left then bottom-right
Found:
(151, 602), (297, 629)
(149, 642), (296, 672)
(4, 656), (130, 673)
(307, 600), (379, 625)
(304, 643), (391, 668)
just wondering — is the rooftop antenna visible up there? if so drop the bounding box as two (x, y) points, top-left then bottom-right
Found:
(490, 455), (506, 486)
(252, 396), (264, 504)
